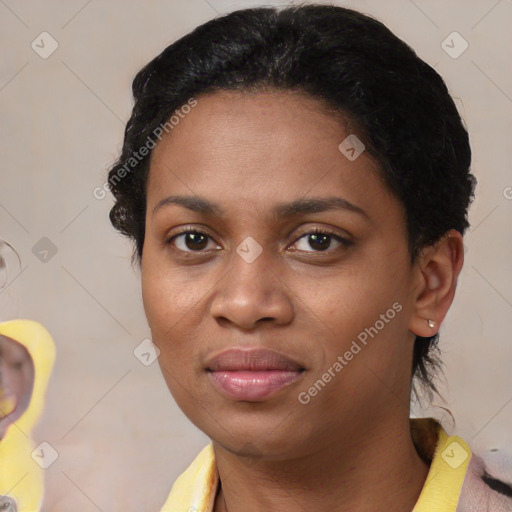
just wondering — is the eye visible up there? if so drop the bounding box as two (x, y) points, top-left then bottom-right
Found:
(166, 227), (352, 255)
(290, 228), (352, 253)
(167, 229), (220, 253)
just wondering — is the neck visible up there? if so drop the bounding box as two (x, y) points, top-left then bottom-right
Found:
(213, 414), (430, 512)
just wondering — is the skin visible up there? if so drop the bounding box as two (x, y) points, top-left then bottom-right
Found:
(0, 335), (34, 437)
(141, 90), (464, 512)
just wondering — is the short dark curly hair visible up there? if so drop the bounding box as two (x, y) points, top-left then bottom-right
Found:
(106, 4), (476, 403)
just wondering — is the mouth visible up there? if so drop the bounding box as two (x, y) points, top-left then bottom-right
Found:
(205, 347), (306, 401)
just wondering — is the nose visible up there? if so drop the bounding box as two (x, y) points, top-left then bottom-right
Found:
(209, 242), (294, 331)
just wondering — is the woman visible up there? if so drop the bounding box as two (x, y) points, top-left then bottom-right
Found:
(106, 4), (512, 511)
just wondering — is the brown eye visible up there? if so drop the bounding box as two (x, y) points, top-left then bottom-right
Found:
(168, 230), (219, 253)
(305, 232), (333, 251)
(291, 229), (352, 253)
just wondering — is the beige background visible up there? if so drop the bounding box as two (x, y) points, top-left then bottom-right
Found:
(1, 0), (511, 510)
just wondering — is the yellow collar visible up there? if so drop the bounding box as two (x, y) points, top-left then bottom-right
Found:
(161, 418), (472, 512)
(412, 418), (471, 511)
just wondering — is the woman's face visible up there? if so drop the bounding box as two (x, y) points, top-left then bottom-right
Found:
(0, 335), (34, 437)
(141, 90), (424, 458)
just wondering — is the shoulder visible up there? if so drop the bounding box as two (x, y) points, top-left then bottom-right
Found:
(456, 450), (512, 512)
(159, 443), (218, 512)
(411, 417), (512, 512)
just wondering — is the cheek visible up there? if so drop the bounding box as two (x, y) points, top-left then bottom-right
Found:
(141, 252), (192, 332)
(141, 267), (196, 404)
(140, 255), (208, 377)
(292, 262), (390, 334)
(141, 272), (209, 425)
(297, 253), (408, 370)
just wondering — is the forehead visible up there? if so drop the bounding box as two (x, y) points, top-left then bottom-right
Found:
(146, 90), (401, 225)
(150, 89), (352, 173)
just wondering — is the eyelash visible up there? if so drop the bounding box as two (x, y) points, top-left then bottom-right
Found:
(166, 226), (353, 254)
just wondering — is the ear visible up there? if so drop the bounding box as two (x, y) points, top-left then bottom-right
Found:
(408, 229), (465, 337)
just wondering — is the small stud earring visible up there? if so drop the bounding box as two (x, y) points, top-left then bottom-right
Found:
(428, 319), (435, 328)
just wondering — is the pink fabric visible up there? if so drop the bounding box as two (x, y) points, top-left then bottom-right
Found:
(456, 452), (512, 511)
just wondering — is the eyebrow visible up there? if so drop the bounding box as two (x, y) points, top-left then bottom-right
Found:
(152, 195), (370, 220)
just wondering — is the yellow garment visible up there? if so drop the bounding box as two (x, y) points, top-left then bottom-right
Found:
(160, 418), (471, 512)
(412, 418), (471, 511)
(0, 319), (56, 512)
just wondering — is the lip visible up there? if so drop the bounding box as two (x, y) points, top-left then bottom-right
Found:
(205, 347), (305, 401)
